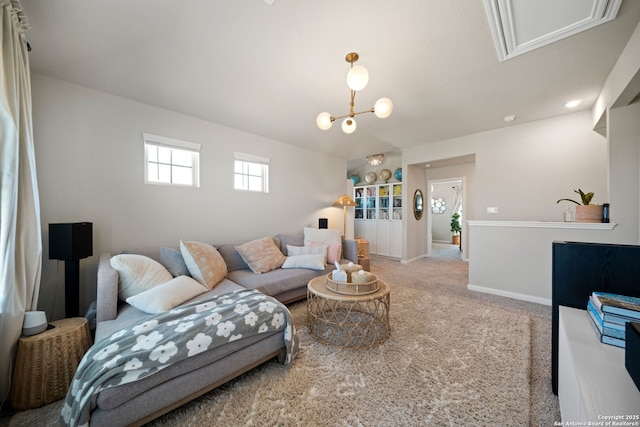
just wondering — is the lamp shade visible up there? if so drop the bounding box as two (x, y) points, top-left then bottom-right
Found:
(316, 112), (333, 130)
(333, 194), (358, 207)
(347, 65), (369, 91)
(342, 118), (356, 134)
(374, 97), (393, 118)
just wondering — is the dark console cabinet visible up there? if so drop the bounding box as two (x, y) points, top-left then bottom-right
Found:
(551, 241), (640, 394)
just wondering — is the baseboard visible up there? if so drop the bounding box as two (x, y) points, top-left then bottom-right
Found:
(467, 284), (551, 306)
(400, 254), (428, 264)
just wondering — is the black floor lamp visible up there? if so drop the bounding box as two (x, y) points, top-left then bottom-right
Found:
(49, 222), (93, 318)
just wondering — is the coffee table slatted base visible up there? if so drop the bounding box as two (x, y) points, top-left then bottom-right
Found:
(306, 278), (390, 349)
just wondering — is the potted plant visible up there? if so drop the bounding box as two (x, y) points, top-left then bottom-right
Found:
(557, 189), (602, 223)
(450, 212), (461, 245)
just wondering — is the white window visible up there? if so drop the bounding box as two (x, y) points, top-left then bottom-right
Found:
(143, 133), (200, 187)
(234, 152), (270, 193)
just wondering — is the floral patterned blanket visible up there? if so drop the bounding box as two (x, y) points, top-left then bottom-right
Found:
(60, 289), (298, 426)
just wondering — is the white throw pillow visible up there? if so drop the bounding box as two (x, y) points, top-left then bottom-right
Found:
(180, 240), (228, 290)
(126, 276), (207, 314)
(286, 244), (328, 261)
(282, 254), (326, 270)
(111, 254), (173, 301)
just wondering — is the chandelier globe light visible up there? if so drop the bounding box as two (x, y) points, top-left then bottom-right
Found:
(347, 65), (369, 91)
(316, 112), (332, 130)
(342, 118), (357, 134)
(374, 98), (393, 119)
(316, 52), (392, 134)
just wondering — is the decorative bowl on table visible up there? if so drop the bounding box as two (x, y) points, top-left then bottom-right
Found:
(340, 263), (362, 282)
(326, 272), (379, 295)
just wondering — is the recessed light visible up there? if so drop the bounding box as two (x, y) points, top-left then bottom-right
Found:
(504, 115), (516, 122)
(564, 99), (583, 108)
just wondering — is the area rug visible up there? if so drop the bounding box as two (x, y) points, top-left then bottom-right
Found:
(150, 284), (531, 426)
(8, 284), (531, 426)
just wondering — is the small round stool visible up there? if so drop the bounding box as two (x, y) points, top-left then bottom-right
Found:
(9, 317), (92, 410)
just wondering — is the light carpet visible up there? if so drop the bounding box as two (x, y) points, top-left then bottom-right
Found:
(153, 284), (532, 426)
(7, 278), (533, 426)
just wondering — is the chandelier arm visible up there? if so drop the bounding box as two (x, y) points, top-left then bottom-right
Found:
(330, 107), (375, 122)
(350, 90), (356, 117)
(353, 108), (375, 117)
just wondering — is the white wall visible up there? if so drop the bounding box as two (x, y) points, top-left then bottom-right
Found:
(32, 74), (349, 320)
(402, 110), (608, 261)
(464, 20), (640, 305)
(403, 164), (427, 261)
(607, 102), (640, 244)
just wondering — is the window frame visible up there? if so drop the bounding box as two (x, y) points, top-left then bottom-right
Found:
(234, 152), (270, 193)
(143, 133), (201, 188)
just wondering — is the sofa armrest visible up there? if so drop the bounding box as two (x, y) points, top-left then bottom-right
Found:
(96, 253), (119, 323)
(343, 239), (358, 264)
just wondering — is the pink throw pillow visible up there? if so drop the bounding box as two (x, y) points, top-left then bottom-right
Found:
(309, 241), (341, 264)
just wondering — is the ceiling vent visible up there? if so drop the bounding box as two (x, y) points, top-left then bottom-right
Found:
(484, 0), (622, 61)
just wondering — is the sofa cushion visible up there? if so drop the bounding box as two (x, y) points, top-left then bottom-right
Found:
(126, 276), (207, 314)
(110, 254), (173, 301)
(180, 240), (228, 290)
(227, 265), (330, 296)
(282, 254), (326, 270)
(216, 243), (249, 272)
(303, 227), (342, 263)
(235, 236), (285, 274)
(274, 234), (304, 254)
(160, 246), (190, 277)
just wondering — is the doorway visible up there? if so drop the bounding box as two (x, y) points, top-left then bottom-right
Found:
(427, 178), (464, 260)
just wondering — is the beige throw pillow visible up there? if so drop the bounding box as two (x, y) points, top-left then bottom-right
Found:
(180, 240), (228, 290)
(235, 236), (285, 274)
(110, 254), (173, 301)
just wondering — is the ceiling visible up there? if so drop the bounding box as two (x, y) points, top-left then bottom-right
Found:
(20, 0), (640, 168)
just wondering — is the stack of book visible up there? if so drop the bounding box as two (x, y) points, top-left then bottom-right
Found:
(587, 292), (640, 348)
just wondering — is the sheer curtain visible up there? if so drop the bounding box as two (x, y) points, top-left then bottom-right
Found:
(0, 0), (42, 404)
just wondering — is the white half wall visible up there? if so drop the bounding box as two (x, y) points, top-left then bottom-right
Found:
(468, 221), (618, 305)
(32, 74), (349, 320)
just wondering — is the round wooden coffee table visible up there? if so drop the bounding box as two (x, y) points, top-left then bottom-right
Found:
(307, 275), (390, 348)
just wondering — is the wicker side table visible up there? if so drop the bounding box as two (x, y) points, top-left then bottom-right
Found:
(10, 317), (92, 410)
(307, 275), (390, 349)
(356, 238), (370, 271)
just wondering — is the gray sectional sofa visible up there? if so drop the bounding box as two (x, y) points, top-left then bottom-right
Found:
(89, 233), (358, 426)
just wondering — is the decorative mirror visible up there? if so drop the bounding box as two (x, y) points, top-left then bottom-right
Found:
(413, 189), (424, 220)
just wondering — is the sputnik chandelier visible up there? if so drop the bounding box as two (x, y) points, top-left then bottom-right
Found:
(316, 52), (393, 134)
